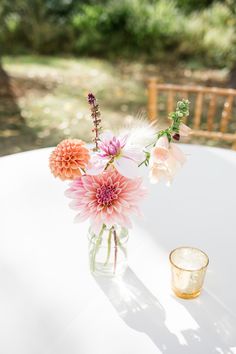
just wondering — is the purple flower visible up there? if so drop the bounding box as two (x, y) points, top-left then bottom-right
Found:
(86, 131), (145, 178)
(87, 92), (96, 105)
(99, 136), (125, 157)
(173, 133), (180, 141)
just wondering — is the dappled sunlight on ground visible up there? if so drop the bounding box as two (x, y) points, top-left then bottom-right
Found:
(0, 56), (232, 156)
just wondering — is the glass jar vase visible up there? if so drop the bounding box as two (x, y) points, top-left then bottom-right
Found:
(88, 225), (128, 277)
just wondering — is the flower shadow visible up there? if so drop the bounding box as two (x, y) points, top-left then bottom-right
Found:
(94, 267), (236, 353)
(94, 267), (185, 353)
(173, 290), (236, 353)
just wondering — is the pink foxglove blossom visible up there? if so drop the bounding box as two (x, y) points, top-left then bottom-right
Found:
(149, 135), (186, 185)
(179, 123), (191, 137)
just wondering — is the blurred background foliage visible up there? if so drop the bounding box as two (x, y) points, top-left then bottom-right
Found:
(1, 0), (236, 155)
(1, 0), (236, 68)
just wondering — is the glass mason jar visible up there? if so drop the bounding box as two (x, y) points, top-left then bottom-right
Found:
(88, 225), (128, 277)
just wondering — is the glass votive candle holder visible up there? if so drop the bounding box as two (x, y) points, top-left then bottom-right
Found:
(169, 247), (209, 299)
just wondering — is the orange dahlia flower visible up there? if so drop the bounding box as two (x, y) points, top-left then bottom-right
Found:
(49, 139), (90, 180)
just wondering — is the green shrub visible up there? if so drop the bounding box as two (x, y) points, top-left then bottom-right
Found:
(0, 0), (77, 54)
(0, 0), (235, 68)
(72, 0), (184, 59)
(181, 3), (235, 67)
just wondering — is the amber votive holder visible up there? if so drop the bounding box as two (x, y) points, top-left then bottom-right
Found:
(169, 247), (209, 299)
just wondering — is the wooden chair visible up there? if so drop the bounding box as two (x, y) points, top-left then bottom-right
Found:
(147, 78), (236, 150)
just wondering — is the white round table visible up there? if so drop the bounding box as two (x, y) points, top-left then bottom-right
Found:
(1, 144), (236, 354)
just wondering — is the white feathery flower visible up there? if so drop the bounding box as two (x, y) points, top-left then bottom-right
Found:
(118, 115), (157, 149)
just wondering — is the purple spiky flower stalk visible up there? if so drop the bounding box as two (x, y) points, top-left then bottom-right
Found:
(87, 92), (101, 151)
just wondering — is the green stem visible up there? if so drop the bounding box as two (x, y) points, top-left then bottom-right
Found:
(144, 140), (156, 149)
(113, 228), (118, 274)
(116, 237), (127, 258)
(138, 99), (190, 167)
(91, 224), (105, 272)
(104, 228), (112, 266)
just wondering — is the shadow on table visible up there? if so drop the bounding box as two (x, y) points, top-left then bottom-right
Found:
(95, 268), (236, 354)
(175, 290), (236, 353)
(95, 267), (181, 353)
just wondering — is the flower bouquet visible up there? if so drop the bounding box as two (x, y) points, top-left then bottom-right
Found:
(49, 93), (191, 276)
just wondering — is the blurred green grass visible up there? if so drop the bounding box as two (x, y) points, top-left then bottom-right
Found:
(1, 56), (148, 155)
(0, 55), (233, 156)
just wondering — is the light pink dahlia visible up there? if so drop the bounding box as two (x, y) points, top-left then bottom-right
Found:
(65, 169), (146, 233)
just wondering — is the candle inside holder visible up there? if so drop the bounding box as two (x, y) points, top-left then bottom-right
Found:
(169, 247), (209, 299)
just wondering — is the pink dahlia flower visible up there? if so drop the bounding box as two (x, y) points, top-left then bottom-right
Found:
(65, 169), (146, 233)
(149, 135), (186, 185)
(86, 131), (145, 178)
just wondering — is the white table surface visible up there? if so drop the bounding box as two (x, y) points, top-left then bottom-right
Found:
(0, 144), (236, 354)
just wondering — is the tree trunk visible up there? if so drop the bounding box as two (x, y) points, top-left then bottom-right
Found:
(0, 59), (37, 156)
(0, 59), (24, 129)
(228, 63), (236, 88)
